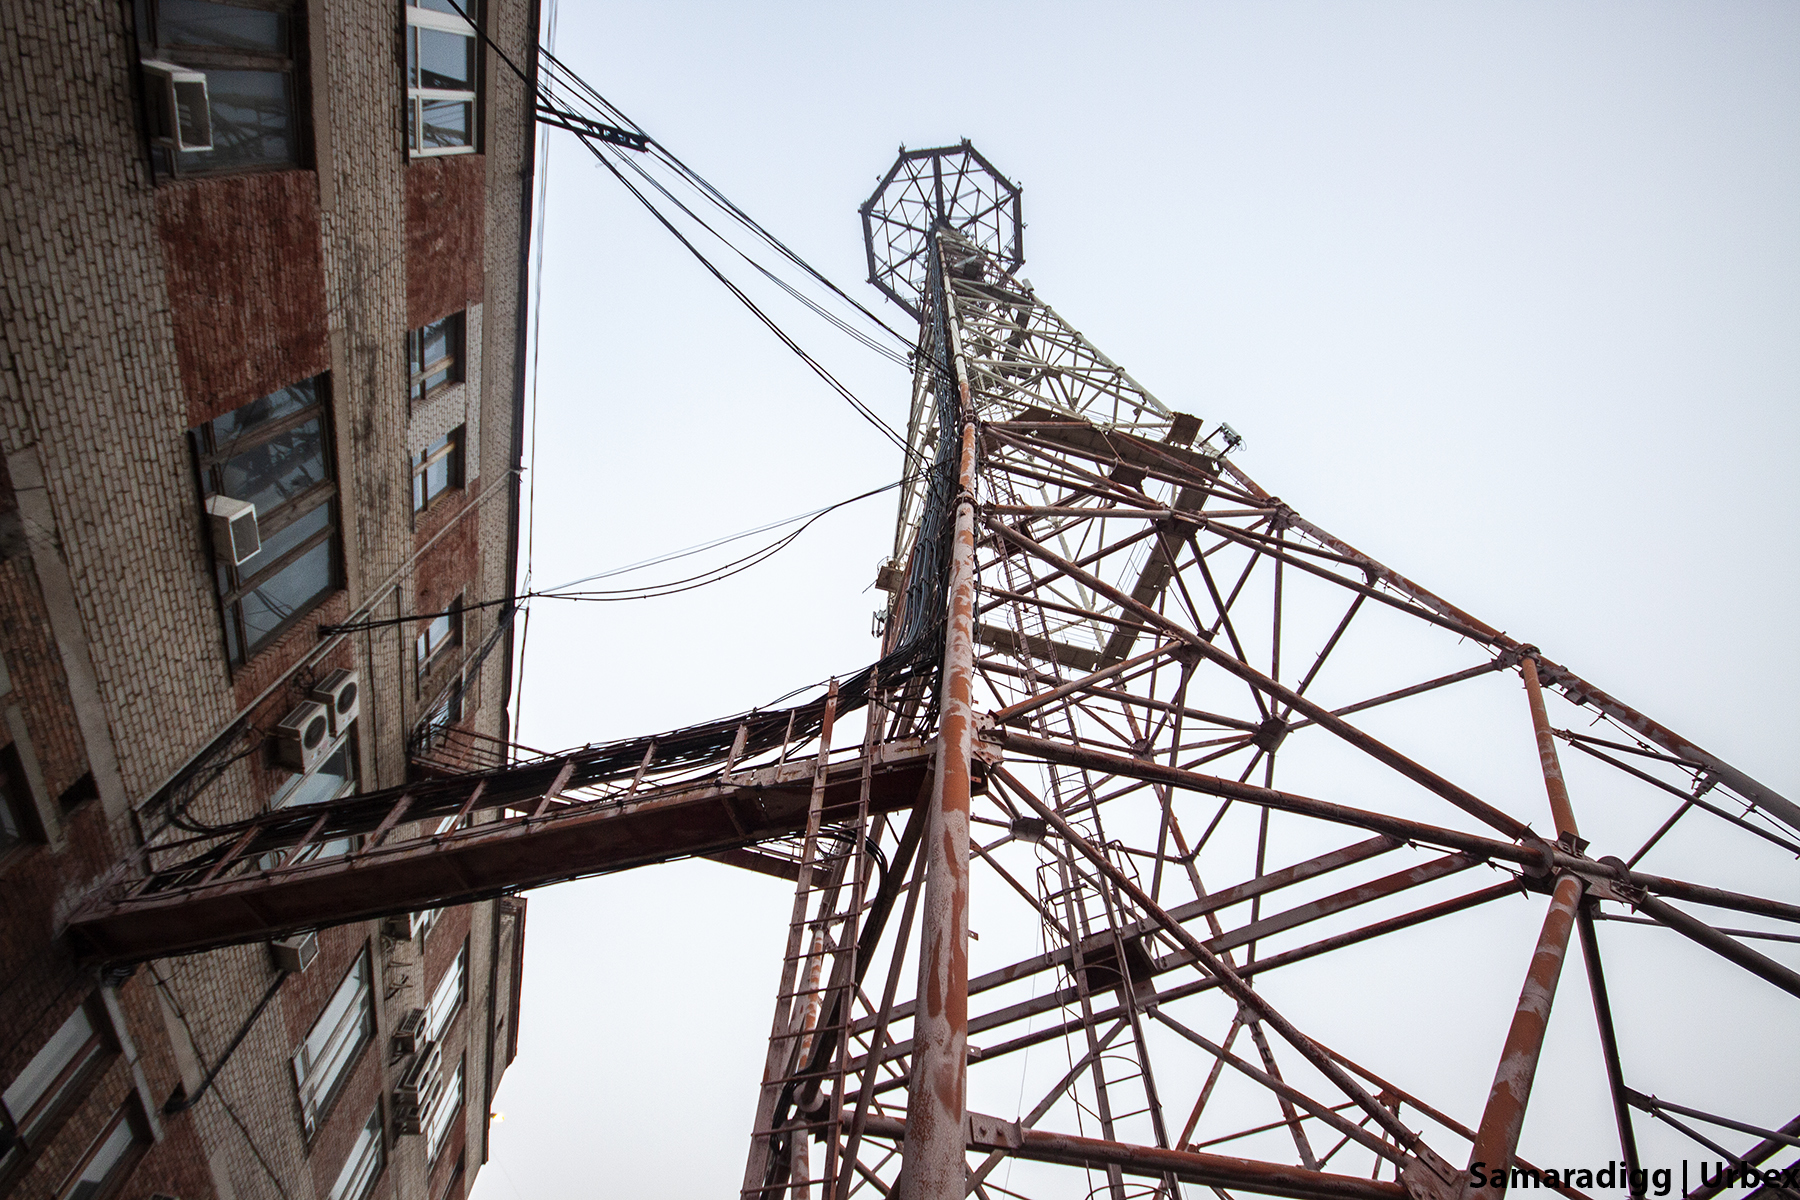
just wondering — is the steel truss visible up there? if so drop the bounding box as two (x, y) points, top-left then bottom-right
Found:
(742, 156), (1798, 1200)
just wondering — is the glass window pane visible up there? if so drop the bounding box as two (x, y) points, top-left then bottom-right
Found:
(239, 539), (333, 651)
(177, 69), (295, 172)
(61, 1113), (138, 1200)
(218, 418), (325, 513)
(209, 381), (316, 446)
(406, 27), (418, 88)
(425, 456), (450, 501)
(157, 0), (286, 53)
(3, 1006), (96, 1130)
(420, 315), (455, 368)
(329, 1106), (385, 1200)
(417, 28), (473, 90)
(419, 99), (472, 149)
(244, 501), (330, 575)
(424, 1060), (463, 1160)
(280, 741), (352, 809)
(424, 948), (466, 1043)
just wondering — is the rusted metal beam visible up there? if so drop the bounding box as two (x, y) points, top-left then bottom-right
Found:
(1633, 893), (1800, 1000)
(989, 729), (1800, 924)
(1575, 903), (1644, 1197)
(1001, 769), (1426, 1154)
(982, 517), (1536, 842)
(862, 1112), (1408, 1200)
(69, 740), (933, 961)
(894, 406), (979, 1198)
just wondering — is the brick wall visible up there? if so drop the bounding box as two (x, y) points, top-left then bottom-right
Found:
(407, 157), (487, 331)
(159, 171), (332, 427)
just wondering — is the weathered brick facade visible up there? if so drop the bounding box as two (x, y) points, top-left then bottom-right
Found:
(0, 0), (537, 1193)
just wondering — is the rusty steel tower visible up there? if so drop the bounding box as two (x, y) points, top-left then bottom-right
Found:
(68, 145), (1798, 1200)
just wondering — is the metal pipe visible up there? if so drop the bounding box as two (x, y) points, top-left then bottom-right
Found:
(1464, 873), (1584, 1198)
(1633, 893), (1800, 1000)
(1520, 657), (1578, 839)
(894, 415), (978, 1200)
(1575, 903), (1643, 1197)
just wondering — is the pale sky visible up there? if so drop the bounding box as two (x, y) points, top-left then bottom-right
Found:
(472, 4), (1799, 1196)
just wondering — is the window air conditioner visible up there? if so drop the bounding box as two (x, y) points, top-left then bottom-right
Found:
(204, 495), (261, 566)
(308, 668), (360, 737)
(269, 931), (319, 974)
(140, 59), (213, 151)
(392, 1007), (426, 1057)
(274, 701), (332, 773)
(384, 911), (419, 940)
(393, 1041), (445, 1134)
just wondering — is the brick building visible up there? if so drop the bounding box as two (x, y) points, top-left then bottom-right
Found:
(0, 0), (539, 1195)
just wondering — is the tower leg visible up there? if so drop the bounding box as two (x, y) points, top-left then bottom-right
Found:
(895, 419), (978, 1200)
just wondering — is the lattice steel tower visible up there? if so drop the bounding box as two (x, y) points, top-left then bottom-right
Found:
(70, 144), (1799, 1200)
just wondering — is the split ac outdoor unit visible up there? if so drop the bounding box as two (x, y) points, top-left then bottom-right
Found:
(392, 1007), (426, 1057)
(204, 495), (260, 566)
(308, 668), (360, 737)
(140, 59), (213, 151)
(274, 701), (332, 773)
(393, 1041), (445, 1134)
(269, 931), (318, 974)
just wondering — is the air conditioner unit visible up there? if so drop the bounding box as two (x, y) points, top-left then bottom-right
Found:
(393, 1041), (445, 1134)
(308, 669), (360, 737)
(384, 911), (420, 939)
(274, 701), (332, 773)
(392, 1007), (426, 1057)
(140, 59), (213, 151)
(204, 495), (260, 566)
(269, 931), (318, 974)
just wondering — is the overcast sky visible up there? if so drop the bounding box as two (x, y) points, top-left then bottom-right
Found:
(470, 4), (1799, 1196)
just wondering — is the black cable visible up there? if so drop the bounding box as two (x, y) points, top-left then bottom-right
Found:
(149, 965), (295, 1200)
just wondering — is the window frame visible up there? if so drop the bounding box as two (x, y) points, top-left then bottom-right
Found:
(422, 944), (467, 1047)
(190, 378), (344, 667)
(407, 312), (465, 405)
(404, 1), (480, 158)
(422, 1056), (463, 1163)
(416, 672), (464, 752)
(326, 1103), (386, 1200)
(133, 0), (311, 181)
(414, 595), (463, 686)
(409, 427), (464, 514)
(0, 997), (114, 1189)
(293, 949), (375, 1137)
(54, 1097), (148, 1200)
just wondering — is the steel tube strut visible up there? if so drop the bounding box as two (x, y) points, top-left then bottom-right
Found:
(895, 417), (978, 1200)
(1465, 661), (1587, 1197)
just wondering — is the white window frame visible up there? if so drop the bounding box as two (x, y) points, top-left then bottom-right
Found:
(293, 951), (374, 1135)
(267, 729), (358, 866)
(422, 945), (467, 1046)
(406, 5), (477, 157)
(327, 1103), (385, 1200)
(423, 1057), (463, 1162)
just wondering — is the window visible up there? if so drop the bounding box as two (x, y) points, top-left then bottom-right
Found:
(270, 731), (359, 862)
(134, 0), (306, 178)
(327, 1105), (385, 1200)
(410, 429), (463, 513)
(422, 946), (467, 1046)
(191, 379), (342, 664)
(0, 743), (37, 860)
(417, 675), (464, 751)
(294, 951), (374, 1135)
(407, 313), (464, 404)
(405, 0), (479, 156)
(414, 598), (462, 683)
(1, 1000), (110, 1179)
(56, 1099), (147, 1200)
(423, 1058), (463, 1162)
